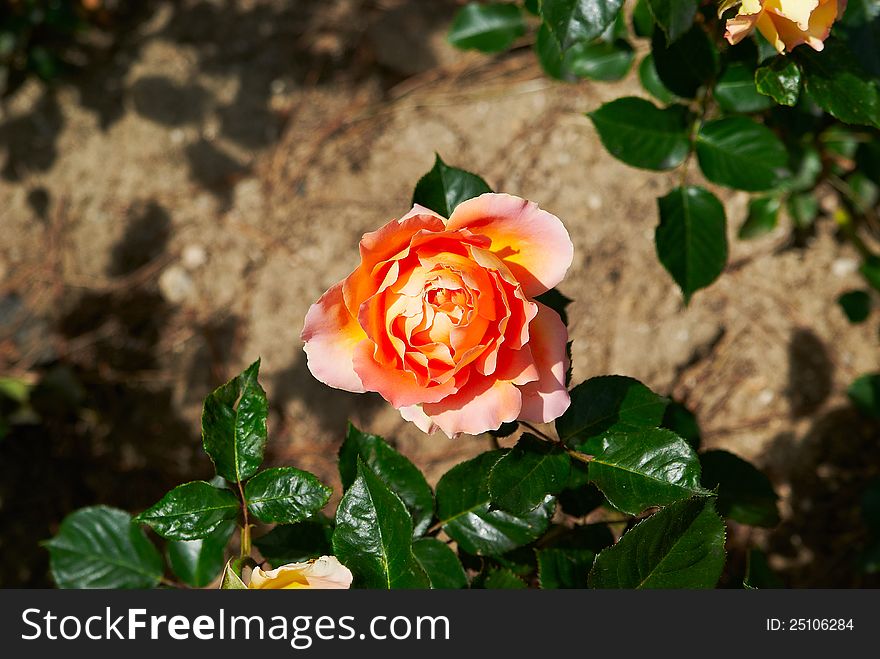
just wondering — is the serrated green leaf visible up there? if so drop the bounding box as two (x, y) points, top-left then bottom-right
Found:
(588, 97), (691, 171)
(245, 467), (331, 524)
(638, 54), (678, 104)
(167, 520), (235, 588)
(755, 57), (801, 106)
(412, 154), (492, 217)
(436, 451), (554, 556)
(715, 62), (773, 113)
(488, 433), (571, 515)
(253, 517), (333, 565)
(849, 373), (880, 418)
(565, 39), (634, 81)
(339, 423), (434, 537)
(537, 547), (595, 588)
(202, 359), (268, 483)
(738, 195), (781, 240)
(541, 0), (625, 51)
(447, 3), (525, 53)
(45, 506), (164, 589)
(696, 117), (788, 191)
(483, 566), (527, 589)
(589, 497), (725, 588)
(700, 450), (779, 527)
(589, 428), (709, 514)
(557, 375), (669, 452)
(651, 25), (718, 98)
(646, 0), (698, 44)
(332, 461), (429, 588)
(412, 538), (468, 589)
(837, 290), (872, 324)
(134, 481), (240, 541)
(655, 186), (728, 303)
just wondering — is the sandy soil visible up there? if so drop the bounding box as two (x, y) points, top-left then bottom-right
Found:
(1, 0), (878, 587)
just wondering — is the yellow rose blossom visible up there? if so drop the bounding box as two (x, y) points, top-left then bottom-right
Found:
(248, 556), (353, 589)
(723, 0), (847, 54)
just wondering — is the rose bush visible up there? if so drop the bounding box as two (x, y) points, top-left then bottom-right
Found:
(301, 193), (574, 437)
(249, 557), (353, 590)
(724, 0), (847, 53)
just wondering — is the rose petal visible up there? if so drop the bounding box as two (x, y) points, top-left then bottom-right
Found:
(767, 0), (819, 30)
(517, 302), (571, 424)
(446, 193), (573, 297)
(725, 11), (762, 45)
(399, 404), (440, 434)
(301, 282), (367, 393)
(422, 377), (522, 437)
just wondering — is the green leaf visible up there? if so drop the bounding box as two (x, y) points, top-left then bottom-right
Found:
(253, 518), (333, 565)
(436, 451), (554, 556)
(660, 400), (701, 451)
(743, 548), (784, 589)
(534, 287), (572, 325)
(651, 24), (718, 98)
(589, 497), (725, 588)
(488, 433), (571, 515)
(588, 97), (691, 171)
(565, 39), (634, 81)
(862, 256), (880, 292)
(558, 461), (607, 516)
(412, 538), (468, 589)
(638, 54), (678, 104)
(837, 290), (872, 324)
(412, 154), (492, 217)
(655, 186), (728, 303)
(134, 481), (240, 541)
(332, 461), (429, 588)
(167, 520), (235, 588)
(632, 0), (655, 37)
(535, 22), (570, 80)
(541, 0), (626, 51)
(524, 0), (540, 16)
(856, 139), (880, 185)
(45, 506), (164, 589)
(202, 359), (268, 483)
(848, 373), (880, 418)
(220, 557), (247, 589)
(787, 192), (819, 229)
(738, 195), (780, 240)
(245, 467), (331, 524)
(447, 3), (525, 53)
(696, 117), (788, 191)
(483, 567), (527, 589)
(546, 522), (615, 552)
(536, 548), (595, 588)
(700, 450), (780, 527)
(589, 428), (709, 514)
(338, 423), (434, 537)
(798, 39), (880, 128)
(755, 57), (801, 106)
(646, 0), (697, 44)
(715, 63), (773, 113)
(557, 375), (669, 452)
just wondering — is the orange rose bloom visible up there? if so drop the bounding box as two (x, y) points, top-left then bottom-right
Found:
(301, 193), (573, 438)
(724, 0), (847, 54)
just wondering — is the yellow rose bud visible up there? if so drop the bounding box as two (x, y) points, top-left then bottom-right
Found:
(724, 0), (847, 54)
(248, 556), (353, 589)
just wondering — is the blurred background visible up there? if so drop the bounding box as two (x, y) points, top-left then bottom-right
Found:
(1, 0), (879, 588)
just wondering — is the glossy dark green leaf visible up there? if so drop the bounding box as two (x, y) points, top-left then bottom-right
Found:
(45, 506), (164, 589)
(638, 54), (678, 104)
(696, 117), (788, 191)
(651, 25), (718, 98)
(755, 57), (801, 106)
(715, 63), (773, 113)
(700, 450), (779, 527)
(535, 23), (569, 81)
(541, 0), (625, 51)
(565, 39), (634, 81)
(589, 428), (709, 514)
(134, 481), (240, 541)
(202, 359), (268, 483)
(412, 154), (492, 217)
(798, 39), (880, 128)
(447, 3), (525, 53)
(537, 548), (595, 588)
(332, 461), (429, 588)
(589, 497), (725, 588)
(660, 400), (701, 450)
(588, 97), (690, 171)
(848, 373), (880, 418)
(558, 461), (607, 516)
(838, 290), (872, 324)
(787, 192), (819, 229)
(646, 0), (697, 44)
(338, 423), (434, 537)
(632, 0), (655, 37)
(167, 520), (235, 588)
(245, 467), (331, 524)
(655, 186), (728, 303)
(743, 548), (784, 589)
(412, 538), (468, 589)
(483, 567), (527, 589)
(557, 375), (669, 452)
(738, 196), (780, 240)
(436, 451), (554, 556)
(488, 433), (571, 515)
(253, 518), (333, 565)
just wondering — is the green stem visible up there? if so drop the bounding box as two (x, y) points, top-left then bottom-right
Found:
(237, 479), (252, 559)
(517, 421), (594, 464)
